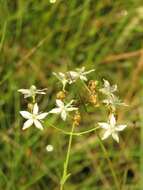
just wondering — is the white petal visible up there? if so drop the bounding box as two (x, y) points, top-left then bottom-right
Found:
(33, 103), (39, 115)
(77, 67), (85, 72)
(34, 120), (43, 130)
(112, 132), (119, 143)
(49, 108), (61, 114)
(98, 122), (109, 129)
(20, 111), (32, 119)
(22, 119), (33, 130)
(68, 71), (78, 80)
(111, 85), (117, 92)
(84, 69), (95, 75)
(59, 72), (66, 79)
(56, 99), (64, 107)
(53, 72), (60, 80)
(18, 89), (30, 94)
(102, 130), (111, 140)
(80, 75), (88, 81)
(66, 100), (74, 107)
(37, 88), (47, 92)
(110, 114), (116, 126)
(61, 110), (67, 121)
(37, 113), (49, 120)
(99, 88), (107, 94)
(36, 92), (46, 94)
(116, 125), (127, 131)
(103, 79), (110, 88)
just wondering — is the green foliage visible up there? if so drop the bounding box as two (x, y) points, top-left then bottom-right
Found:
(0, 0), (142, 189)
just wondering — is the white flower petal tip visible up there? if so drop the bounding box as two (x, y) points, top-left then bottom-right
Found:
(46, 145), (54, 152)
(56, 99), (64, 107)
(112, 133), (119, 143)
(33, 103), (39, 115)
(20, 111), (31, 119)
(110, 114), (116, 126)
(102, 130), (111, 140)
(61, 110), (67, 121)
(116, 125), (127, 131)
(34, 120), (44, 130)
(22, 119), (33, 130)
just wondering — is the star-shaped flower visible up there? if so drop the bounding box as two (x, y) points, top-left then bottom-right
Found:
(18, 85), (47, 98)
(103, 95), (127, 111)
(20, 103), (48, 130)
(49, 99), (78, 121)
(98, 114), (127, 143)
(67, 67), (95, 83)
(53, 72), (69, 90)
(99, 79), (117, 97)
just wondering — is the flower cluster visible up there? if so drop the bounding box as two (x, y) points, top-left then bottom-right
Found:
(53, 67), (95, 90)
(18, 86), (79, 130)
(98, 79), (127, 142)
(18, 86), (48, 130)
(18, 67), (127, 143)
(99, 79), (126, 112)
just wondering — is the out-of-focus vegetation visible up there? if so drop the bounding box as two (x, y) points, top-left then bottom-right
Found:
(0, 0), (143, 189)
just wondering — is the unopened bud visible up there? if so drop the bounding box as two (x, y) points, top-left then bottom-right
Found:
(28, 103), (33, 112)
(89, 94), (97, 105)
(73, 111), (81, 126)
(88, 80), (98, 92)
(56, 91), (66, 100)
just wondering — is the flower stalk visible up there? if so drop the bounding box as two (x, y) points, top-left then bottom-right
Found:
(60, 123), (75, 190)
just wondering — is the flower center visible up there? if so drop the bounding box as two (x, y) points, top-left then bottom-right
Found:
(32, 114), (37, 120)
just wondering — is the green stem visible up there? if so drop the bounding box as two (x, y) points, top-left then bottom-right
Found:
(50, 124), (99, 136)
(60, 123), (75, 190)
(32, 95), (36, 104)
(81, 80), (91, 93)
(97, 134), (120, 190)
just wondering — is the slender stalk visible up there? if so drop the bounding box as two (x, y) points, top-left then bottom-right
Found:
(50, 123), (99, 136)
(97, 134), (120, 190)
(32, 95), (36, 104)
(81, 80), (91, 93)
(60, 123), (75, 190)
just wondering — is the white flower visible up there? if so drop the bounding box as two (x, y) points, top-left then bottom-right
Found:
(99, 79), (117, 96)
(49, 99), (78, 121)
(98, 114), (127, 143)
(18, 85), (47, 98)
(46, 145), (54, 152)
(67, 67), (95, 83)
(49, 0), (56, 3)
(103, 95), (127, 111)
(20, 103), (48, 130)
(53, 72), (69, 90)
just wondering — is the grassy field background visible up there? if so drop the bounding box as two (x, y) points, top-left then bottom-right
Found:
(0, 0), (143, 189)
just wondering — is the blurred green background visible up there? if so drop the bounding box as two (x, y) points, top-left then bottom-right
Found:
(0, 0), (143, 189)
